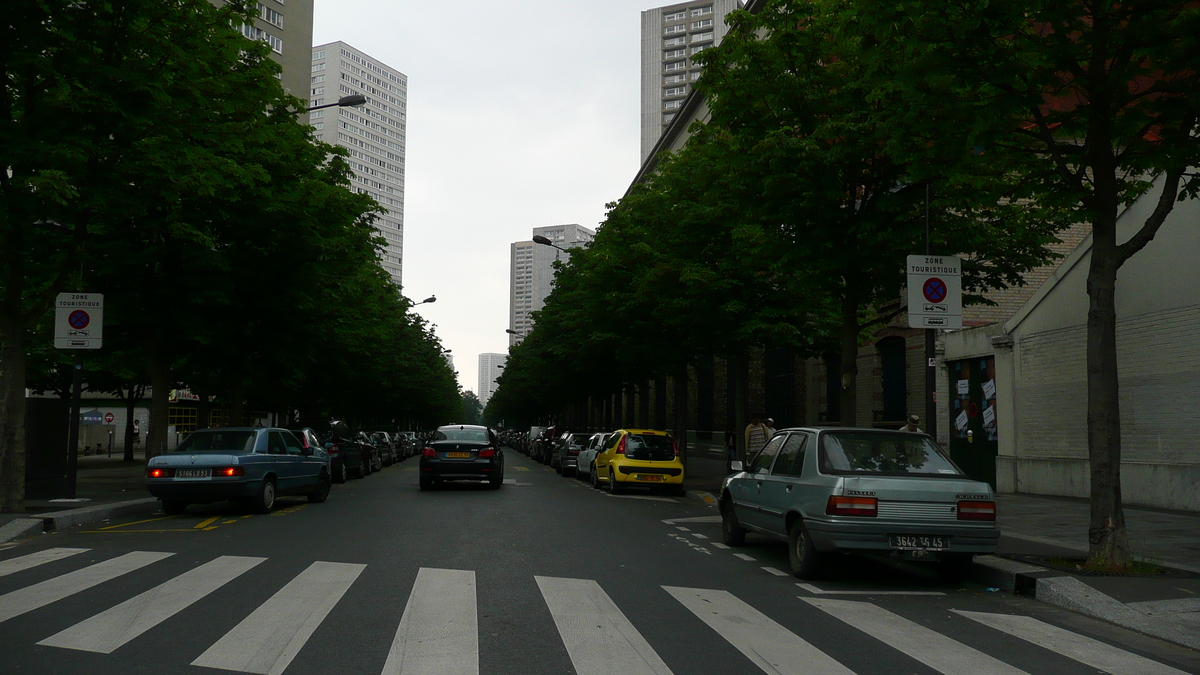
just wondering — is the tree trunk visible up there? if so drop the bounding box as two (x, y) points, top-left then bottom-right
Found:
(230, 380), (246, 427)
(674, 363), (688, 469)
(1086, 215), (1132, 566)
(655, 373), (668, 430)
(639, 379), (650, 428)
(624, 383), (635, 428)
(838, 290), (860, 427)
(0, 322), (28, 512)
(121, 386), (143, 462)
(146, 352), (171, 458)
(729, 354), (749, 459)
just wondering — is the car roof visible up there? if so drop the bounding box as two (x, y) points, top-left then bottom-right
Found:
(437, 424), (489, 431)
(618, 428), (669, 435)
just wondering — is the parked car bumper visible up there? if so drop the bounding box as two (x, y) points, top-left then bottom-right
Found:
(420, 458), (499, 481)
(612, 460), (685, 485)
(146, 478), (261, 504)
(804, 518), (1000, 554)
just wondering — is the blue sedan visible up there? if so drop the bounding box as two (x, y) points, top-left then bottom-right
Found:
(145, 427), (331, 514)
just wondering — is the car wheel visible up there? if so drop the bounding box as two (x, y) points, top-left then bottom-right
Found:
(333, 461), (347, 484)
(162, 500), (187, 515)
(936, 553), (974, 582)
(252, 477), (277, 514)
(590, 465), (600, 489)
(419, 475), (433, 491)
(720, 498), (746, 546)
(670, 484), (686, 497)
(489, 469), (503, 489)
(363, 458), (372, 476)
(608, 471), (624, 495)
(308, 471), (331, 503)
(787, 519), (824, 580)
(555, 461), (563, 475)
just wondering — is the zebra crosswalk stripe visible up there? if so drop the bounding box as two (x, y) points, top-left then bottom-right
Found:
(382, 567), (478, 675)
(664, 586), (854, 675)
(38, 555), (266, 654)
(536, 575), (673, 675)
(0, 551), (173, 624)
(191, 560), (365, 675)
(953, 610), (1191, 675)
(802, 598), (1030, 675)
(0, 548), (89, 578)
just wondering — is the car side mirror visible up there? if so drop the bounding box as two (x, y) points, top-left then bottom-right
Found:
(730, 460), (743, 472)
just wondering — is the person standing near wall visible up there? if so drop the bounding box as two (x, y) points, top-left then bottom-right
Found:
(744, 416), (770, 460)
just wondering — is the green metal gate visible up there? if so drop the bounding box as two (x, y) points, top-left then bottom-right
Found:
(947, 356), (999, 489)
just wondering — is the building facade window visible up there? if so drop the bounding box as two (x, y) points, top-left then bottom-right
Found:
(664, 36), (686, 47)
(664, 100), (682, 110)
(664, 86), (686, 97)
(664, 11), (686, 21)
(691, 31), (713, 43)
(664, 48), (686, 59)
(312, 50), (326, 61)
(664, 61), (685, 72)
(692, 6), (713, 16)
(691, 45), (709, 55)
(691, 19), (713, 29)
(664, 74), (686, 84)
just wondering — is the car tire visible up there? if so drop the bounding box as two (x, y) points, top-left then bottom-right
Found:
(363, 457), (372, 476)
(555, 462), (563, 475)
(608, 471), (623, 495)
(252, 477), (277, 514)
(332, 461), (347, 484)
(419, 475), (433, 491)
(670, 484), (686, 497)
(308, 471), (331, 503)
(720, 498), (746, 546)
(489, 469), (503, 489)
(787, 519), (825, 580)
(590, 465), (600, 489)
(162, 500), (188, 515)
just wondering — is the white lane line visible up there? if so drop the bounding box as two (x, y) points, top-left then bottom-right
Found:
(689, 533), (708, 540)
(192, 561), (365, 675)
(733, 553), (756, 562)
(536, 576), (673, 675)
(762, 567), (789, 577)
(601, 494), (678, 503)
(662, 516), (722, 524)
(710, 543), (730, 550)
(0, 551), (173, 624)
(382, 568), (478, 675)
(796, 583), (945, 597)
(802, 598), (1028, 675)
(0, 548), (89, 578)
(39, 555), (265, 653)
(954, 610), (1190, 675)
(664, 586), (853, 675)
(675, 527), (691, 532)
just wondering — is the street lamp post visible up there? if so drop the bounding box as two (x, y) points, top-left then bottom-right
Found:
(306, 94), (368, 113)
(532, 235), (567, 254)
(414, 295), (436, 306)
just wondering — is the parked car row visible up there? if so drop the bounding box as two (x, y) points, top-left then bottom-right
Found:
(508, 426), (687, 497)
(146, 424), (421, 514)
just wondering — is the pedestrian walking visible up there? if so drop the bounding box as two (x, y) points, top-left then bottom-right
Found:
(132, 419), (141, 449)
(744, 416), (770, 459)
(764, 417), (776, 436)
(900, 414), (922, 433)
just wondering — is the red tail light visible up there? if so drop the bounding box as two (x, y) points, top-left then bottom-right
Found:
(672, 439), (680, 457)
(826, 496), (878, 517)
(957, 500), (996, 521)
(328, 444), (340, 456)
(422, 447), (436, 458)
(217, 466), (246, 477)
(146, 468), (174, 478)
(479, 448), (496, 458)
(616, 437), (626, 454)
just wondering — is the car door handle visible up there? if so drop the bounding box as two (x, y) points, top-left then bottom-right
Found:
(756, 481), (764, 488)
(785, 485), (792, 493)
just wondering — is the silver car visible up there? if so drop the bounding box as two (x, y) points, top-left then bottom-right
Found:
(720, 427), (999, 579)
(575, 432), (609, 481)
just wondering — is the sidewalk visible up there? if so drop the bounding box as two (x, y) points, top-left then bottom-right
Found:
(0, 453), (156, 543)
(682, 452), (1200, 650)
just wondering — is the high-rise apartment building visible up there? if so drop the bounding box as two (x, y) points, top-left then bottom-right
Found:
(478, 353), (507, 407)
(219, 0), (313, 103)
(310, 42), (407, 285)
(640, 1), (741, 162)
(510, 224), (595, 345)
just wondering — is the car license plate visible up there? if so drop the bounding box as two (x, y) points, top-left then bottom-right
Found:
(447, 452), (471, 458)
(637, 474), (663, 482)
(889, 534), (948, 551)
(176, 469), (210, 479)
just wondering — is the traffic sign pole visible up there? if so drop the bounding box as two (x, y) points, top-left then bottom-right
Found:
(925, 185), (937, 442)
(65, 358), (82, 499)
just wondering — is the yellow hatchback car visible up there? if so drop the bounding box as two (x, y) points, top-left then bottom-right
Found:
(591, 429), (686, 496)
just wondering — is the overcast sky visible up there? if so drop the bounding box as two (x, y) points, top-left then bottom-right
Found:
(313, 1), (654, 397)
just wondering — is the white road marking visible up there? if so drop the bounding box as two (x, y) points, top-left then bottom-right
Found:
(803, 598), (1028, 675)
(0, 548), (89, 578)
(661, 516), (723, 524)
(954, 609), (1191, 675)
(382, 568), (478, 675)
(664, 586), (853, 675)
(710, 543), (730, 550)
(796, 582), (945, 597)
(39, 555), (265, 653)
(733, 553), (756, 561)
(762, 567), (789, 577)
(0, 551), (173, 624)
(675, 527), (691, 531)
(192, 560), (364, 675)
(689, 533), (708, 540)
(601, 494), (678, 503)
(536, 576), (673, 675)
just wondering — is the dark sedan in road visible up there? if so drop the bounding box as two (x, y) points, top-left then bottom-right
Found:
(419, 424), (504, 490)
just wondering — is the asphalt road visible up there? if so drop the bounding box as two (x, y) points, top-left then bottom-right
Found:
(1, 449), (1197, 675)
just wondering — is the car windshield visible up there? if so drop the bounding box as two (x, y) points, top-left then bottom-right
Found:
(818, 431), (963, 476)
(625, 434), (674, 461)
(174, 431), (255, 453)
(435, 427), (489, 442)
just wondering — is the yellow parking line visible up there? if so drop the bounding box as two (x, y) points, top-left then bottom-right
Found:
(82, 529), (201, 533)
(94, 516), (178, 531)
(194, 517), (220, 529)
(515, 467), (530, 472)
(223, 520), (238, 525)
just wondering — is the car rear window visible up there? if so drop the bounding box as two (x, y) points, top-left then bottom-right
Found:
(818, 432), (963, 476)
(174, 431), (255, 453)
(625, 434), (674, 461)
(436, 427), (490, 443)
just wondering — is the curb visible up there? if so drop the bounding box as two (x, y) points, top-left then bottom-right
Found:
(0, 497), (159, 544)
(971, 555), (1200, 651)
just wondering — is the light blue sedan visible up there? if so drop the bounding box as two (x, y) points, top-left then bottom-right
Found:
(146, 427), (331, 515)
